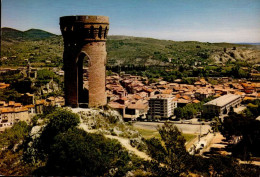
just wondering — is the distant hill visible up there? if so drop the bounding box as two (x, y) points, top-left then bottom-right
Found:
(23, 29), (56, 40)
(235, 43), (260, 46)
(1, 27), (25, 41)
(106, 35), (260, 66)
(1, 27), (56, 41)
(1, 27), (260, 67)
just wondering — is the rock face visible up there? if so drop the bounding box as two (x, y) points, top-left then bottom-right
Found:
(60, 15), (109, 108)
(73, 108), (141, 138)
(210, 47), (260, 63)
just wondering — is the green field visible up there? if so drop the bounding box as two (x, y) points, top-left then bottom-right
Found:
(134, 127), (196, 143)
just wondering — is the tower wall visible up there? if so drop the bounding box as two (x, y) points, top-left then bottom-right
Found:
(60, 15), (109, 107)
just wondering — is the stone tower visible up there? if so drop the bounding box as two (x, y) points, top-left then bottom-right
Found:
(60, 15), (109, 108)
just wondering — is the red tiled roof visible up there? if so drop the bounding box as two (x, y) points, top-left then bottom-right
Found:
(25, 104), (35, 108)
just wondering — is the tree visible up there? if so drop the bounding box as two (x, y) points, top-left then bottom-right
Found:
(174, 107), (183, 118)
(211, 116), (222, 133)
(0, 88), (21, 102)
(220, 112), (260, 160)
(146, 123), (190, 176)
(33, 108), (80, 161)
(34, 128), (130, 176)
(0, 121), (30, 150)
(28, 108), (130, 176)
(12, 78), (32, 93)
(0, 121), (33, 175)
(36, 69), (55, 86)
(189, 155), (260, 177)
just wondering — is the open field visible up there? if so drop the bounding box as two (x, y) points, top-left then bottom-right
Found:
(133, 126), (197, 143)
(133, 122), (211, 134)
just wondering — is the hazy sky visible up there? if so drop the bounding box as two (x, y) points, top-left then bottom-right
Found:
(2, 0), (260, 42)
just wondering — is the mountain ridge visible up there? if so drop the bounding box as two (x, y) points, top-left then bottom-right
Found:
(1, 27), (56, 41)
(1, 27), (260, 67)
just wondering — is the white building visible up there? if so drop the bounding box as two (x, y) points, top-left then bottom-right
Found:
(147, 94), (177, 120)
(203, 94), (242, 116)
(0, 107), (29, 128)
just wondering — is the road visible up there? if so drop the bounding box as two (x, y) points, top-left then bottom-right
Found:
(133, 122), (211, 134)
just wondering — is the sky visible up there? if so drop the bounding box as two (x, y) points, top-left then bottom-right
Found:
(1, 0), (260, 43)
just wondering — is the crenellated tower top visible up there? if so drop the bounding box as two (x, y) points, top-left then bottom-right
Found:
(60, 15), (109, 42)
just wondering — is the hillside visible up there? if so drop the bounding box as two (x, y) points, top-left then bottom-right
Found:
(107, 36), (260, 66)
(1, 27), (56, 41)
(1, 27), (260, 67)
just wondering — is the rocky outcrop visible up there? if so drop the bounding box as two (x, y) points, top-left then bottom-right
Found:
(210, 47), (260, 64)
(75, 108), (141, 139)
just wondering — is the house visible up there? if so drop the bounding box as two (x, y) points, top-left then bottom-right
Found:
(0, 83), (10, 89)
(124, 100), (148, 121)
(0, 107), (29, 129)
(35, 100), (45, 114)
(20, 93), (35, 105)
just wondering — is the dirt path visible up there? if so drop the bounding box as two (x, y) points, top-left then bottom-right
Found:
(204, 133), (226, 151)
(79, 122), (151, 161)
(105, 135), (151, 161)
(199, 133), (215, 155)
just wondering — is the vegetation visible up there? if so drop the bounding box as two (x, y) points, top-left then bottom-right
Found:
(1, 27), (260, 176)
(2, 27), (259, 68)
(145, 123), (190, 176)
(132, 127), (161, 139)
(0, 70), (33, 94)
(23, 109), (132, 176)
(206, 99), (260, 161)
(175, 97), (214, 119)
(0, 110), (259, 176)
(34, 128), (130, 176)
(0, 121), (30, 149)
(144, 123), (260, 176)
(0, 70), (23, 84)
(134, 127), (196, 142)
(2, 27), (259, 85)
(0, 88), (21, 102)
(2, 27), (56, 41)
(107, 36), (259, 66)
(189, 155), (260, 177)
(35, 69), (62, 87)
(1, 28), (62, 67)
(220, 113), (260, 160)
(0, 121), (33, 175)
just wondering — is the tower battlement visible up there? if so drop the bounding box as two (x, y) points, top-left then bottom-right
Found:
(60, 15), (109, 41)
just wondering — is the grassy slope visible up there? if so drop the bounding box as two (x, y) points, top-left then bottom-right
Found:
(1, 36), (63, 67)
(1, 28), (259, 67)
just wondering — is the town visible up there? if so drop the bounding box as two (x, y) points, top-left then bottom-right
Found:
(2, 64), (260, 129)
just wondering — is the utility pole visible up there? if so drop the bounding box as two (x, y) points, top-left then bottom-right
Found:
(198, 123), (202, 142)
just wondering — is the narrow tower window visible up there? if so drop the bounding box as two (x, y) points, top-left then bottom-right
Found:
(98, 26), (102, 39)
(104, 27), (107, 38)
(90, 26), (94, 38)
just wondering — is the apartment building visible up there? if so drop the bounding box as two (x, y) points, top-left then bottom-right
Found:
(147, 94), (177, 120)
